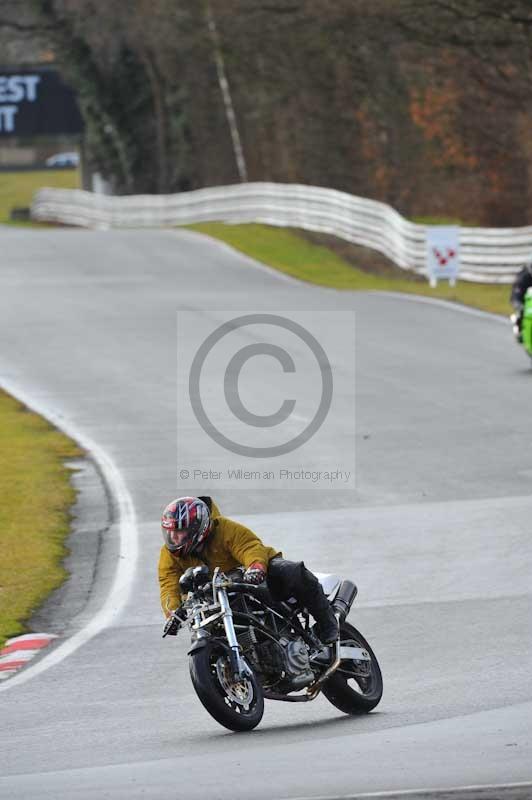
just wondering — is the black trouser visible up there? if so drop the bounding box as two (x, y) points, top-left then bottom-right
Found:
(266, 556), (332, 618)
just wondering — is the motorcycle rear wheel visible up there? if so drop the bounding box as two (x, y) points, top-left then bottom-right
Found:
(189, 641), (264, 731)
(322, 621), (383, 714)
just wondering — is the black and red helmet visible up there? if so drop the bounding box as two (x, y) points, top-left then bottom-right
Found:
(161, 496), (212, 555)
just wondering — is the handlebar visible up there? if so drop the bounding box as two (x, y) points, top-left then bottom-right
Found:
(226, 581), (264, 595)
(162, 573), (266, 638)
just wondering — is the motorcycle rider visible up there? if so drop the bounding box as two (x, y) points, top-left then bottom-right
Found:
(158, 495), (339, 644)
(510, 262), (532, 341)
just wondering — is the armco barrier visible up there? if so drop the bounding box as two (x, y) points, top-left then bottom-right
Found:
(31, 183), (531, 283)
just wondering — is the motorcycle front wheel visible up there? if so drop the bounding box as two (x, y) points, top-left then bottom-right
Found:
(322, 621), (383, 714)
(189, 640), (264, 731)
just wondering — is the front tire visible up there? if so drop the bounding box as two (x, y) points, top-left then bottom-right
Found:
(189, 641), (264, 731)
(322, 621), (383, 714)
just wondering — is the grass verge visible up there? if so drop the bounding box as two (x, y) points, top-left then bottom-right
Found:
(0, 390), (82, 650)
(0, 168), (80, 225)
(188, 222), (512, 316)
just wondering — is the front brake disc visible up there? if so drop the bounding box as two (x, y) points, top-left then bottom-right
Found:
(216, 657), (254, 709)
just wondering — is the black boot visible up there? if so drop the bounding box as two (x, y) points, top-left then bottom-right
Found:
(312, 602), (339, 645)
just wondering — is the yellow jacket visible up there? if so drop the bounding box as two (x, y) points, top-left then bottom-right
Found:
(158, 498), (281, 615)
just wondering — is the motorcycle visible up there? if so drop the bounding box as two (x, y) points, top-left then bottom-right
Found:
(163, 564), (383, 731)
(511, 287), (532, 363)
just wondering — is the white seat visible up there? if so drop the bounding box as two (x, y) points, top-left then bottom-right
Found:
(314, 572), (341, 599)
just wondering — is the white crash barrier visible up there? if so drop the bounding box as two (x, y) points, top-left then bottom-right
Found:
(31, 182), (530, 283)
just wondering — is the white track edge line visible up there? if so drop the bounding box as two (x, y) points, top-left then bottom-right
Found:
(283, 780), (532, 800)
(173, 227), (303, 285)
(369, 290), (508, 324)
(174, 228), (509, 322)
(0, 376), (138, 692)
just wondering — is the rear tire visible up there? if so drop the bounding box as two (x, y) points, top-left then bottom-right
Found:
(322, 621), (383, 714)
(189, 641), (264, 731)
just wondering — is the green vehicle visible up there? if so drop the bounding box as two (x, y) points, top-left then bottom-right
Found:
(511, 287), (532, 363)
(521, 288), (532, 361)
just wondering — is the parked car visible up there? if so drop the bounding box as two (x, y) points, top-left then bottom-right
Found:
(45, 151), (79, 168)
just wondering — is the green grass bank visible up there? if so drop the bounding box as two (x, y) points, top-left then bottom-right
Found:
(0, 390), (82, 650)
(0, 168), (80, 225)
(189, 222), (512, 316)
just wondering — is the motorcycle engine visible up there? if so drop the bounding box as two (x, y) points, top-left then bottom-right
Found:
(277, 636), (315, 689)
(239, 628), (315, 690)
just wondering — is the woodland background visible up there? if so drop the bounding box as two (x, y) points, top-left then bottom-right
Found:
(1, 1), (531, 226)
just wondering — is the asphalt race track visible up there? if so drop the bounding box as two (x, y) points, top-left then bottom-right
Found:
(0, 227), (531, 799)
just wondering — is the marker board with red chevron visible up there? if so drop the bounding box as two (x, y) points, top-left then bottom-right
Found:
(426, 226), (460, 287)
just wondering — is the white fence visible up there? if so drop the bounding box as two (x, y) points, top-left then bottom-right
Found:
(31, 182), (532, 283)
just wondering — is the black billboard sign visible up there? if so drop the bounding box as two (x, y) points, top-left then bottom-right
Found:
(0, 68), (83, 137)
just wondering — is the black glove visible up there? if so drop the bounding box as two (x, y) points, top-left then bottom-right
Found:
(162, 607), (187, 637)
(243, 562), (266, 585)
